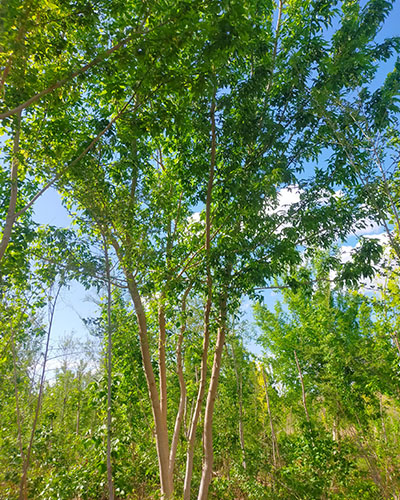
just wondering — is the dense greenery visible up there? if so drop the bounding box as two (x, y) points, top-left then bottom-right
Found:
(1, 0), (400, 498)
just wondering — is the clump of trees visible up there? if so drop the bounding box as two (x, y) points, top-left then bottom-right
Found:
(1, 0), (400, 498)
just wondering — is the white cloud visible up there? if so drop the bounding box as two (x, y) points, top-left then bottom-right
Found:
(188, 211), (201, 224)
(337, 231), (393, 292)
(268, 185), (302, 216)
(277, 186), (302, 210)
(262, 185), (303, 236)
(351, 216), (383, 236)
(339, 245), (354, 264)
(184, 211), (204, 239)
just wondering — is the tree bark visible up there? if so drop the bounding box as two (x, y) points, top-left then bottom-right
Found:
(183, 293), (212, 500)
(197, 295), (228, 500)
(183, 92), (216, 500)
(125, 273), (173, 499)
(169, 285), (191, 479)
(392, 332), (400, 359)
(109, 139), (174, 498)
(0, 111), (21, 262)
(158, 298), (168, 434)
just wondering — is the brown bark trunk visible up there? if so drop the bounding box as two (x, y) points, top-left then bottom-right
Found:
(197, 296), (228, 500)
(158, 299), (168, 430)
(109, 147), (175, 497)
(0, 111), (21, 262)
(125, 273), (173, 499)
(169, 285), (191, 478)
(183, 92), (216, 500)
(183, 294), (212, 500)
(294, 350), (310, 422)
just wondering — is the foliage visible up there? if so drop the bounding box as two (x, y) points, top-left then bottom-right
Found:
(1, 0), (400, 498)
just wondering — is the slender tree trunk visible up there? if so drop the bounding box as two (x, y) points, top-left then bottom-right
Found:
(262, 366), (280, 467)
(125, 273), (173, 499)
(19, 284), (61, 500)
(169, 285), (192, 479)
(183, 293), (212, 500)
(158, 298), (168, 436)
(332, 416), (338, 443)
(183, 91), (217, 500)
(185, 384), (196, 439)
(0, 111), (21, 262)
(158, 297), (176, 491)
(294, 350), (310, 422)
(197, 296), (228, 500)
(110, 150), (174, 497)
(104, 240), (115, 500)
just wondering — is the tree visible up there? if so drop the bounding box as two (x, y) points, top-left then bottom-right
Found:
(2, 0), (400, 498)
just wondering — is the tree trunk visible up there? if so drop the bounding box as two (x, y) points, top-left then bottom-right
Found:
(197, 296), (227, 500)
(183, 294), (212, 500)
(0, 111), (21, 262)
(169, 285), (191, 478)
(76, 372), (81, 436)
(392, 332), (400, 359)
(183, 92), (216, 500)
(158, 299), (168, 436)
(125, 273), (173, 499)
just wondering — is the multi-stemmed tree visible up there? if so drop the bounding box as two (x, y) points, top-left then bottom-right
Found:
(1, 0), (400, 498)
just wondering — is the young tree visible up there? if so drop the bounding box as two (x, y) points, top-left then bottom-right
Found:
(2, 0), (400, 498)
